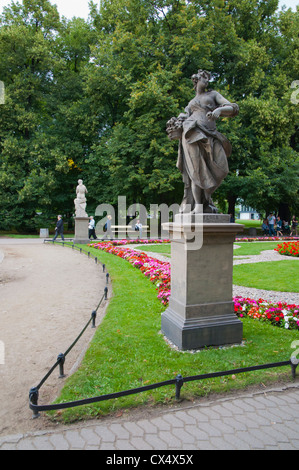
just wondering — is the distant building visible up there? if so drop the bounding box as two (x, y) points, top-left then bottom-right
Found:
(237, 204), (260, 220)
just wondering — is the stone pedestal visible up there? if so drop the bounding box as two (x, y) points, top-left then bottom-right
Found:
(39, 228), (49, 238)
(161, 214), (243, 350)
(74, 217), (89, 244)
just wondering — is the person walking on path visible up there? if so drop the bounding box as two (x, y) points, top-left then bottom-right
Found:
(276, 216), (283, 237)
(52, 215), (64, 241)
(134, 219), (143, 239)
(88, 216), (97, 240)
(267, 213), (276, 236)
(291, 215), (298, 236)
(262, 219), (269, 236)
(102, 215), (113, 240)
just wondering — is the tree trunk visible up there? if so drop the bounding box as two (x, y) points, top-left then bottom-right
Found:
(227, 194), (237, 220)
(278, 202), (291, 223)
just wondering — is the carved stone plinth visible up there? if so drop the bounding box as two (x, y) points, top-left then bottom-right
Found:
(74, 217), (89, 244)
(161, 214), (243, 350)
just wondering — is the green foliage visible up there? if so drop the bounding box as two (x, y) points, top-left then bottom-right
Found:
(0, 0), (95, 230)
(0, 0), (298, 229)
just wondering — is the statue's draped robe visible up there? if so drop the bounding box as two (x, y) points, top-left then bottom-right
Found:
(177, 96), (239, 209)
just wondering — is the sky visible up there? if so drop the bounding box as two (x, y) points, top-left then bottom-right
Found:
(0, 0), (298, 20)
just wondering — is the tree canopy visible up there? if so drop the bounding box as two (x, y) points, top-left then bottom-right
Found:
(0, 0), (298, 231)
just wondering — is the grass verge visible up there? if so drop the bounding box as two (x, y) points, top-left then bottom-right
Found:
(233, 260), (299, 292)
(139, 241), (283, 258)
(234, 241), (284, 257)
(51, 245), (299, 424)
(139, 244), (171, 257)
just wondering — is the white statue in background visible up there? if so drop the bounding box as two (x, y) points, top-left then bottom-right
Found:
(74, 179), (88, 217)
(0, 81), (4, 105)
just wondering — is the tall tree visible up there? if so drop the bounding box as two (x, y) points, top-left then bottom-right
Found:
(211, 1), (299, 217)
(0, 0), (297, 230)
(0, 0), (63, 230)
(0, 1), (95, 230)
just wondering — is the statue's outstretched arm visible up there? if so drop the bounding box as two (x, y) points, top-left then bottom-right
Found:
(207, 92), (239, 121)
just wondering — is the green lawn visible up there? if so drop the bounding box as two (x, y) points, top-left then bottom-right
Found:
(233, 242), (299, 292)
(235, 219), (262, 228)
(141, 241), (299, 292)
(233, 260), (299, 292)
(140, 241), (282, 258)
(0, 233), (41, 238)
(140, 244), (171, 257)
(233, 241), (282, 257)
(51, 245), (299, 424)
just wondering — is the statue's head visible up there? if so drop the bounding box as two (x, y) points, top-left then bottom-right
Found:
(78, 179), (83, 184)
(191, 69), (211, 90)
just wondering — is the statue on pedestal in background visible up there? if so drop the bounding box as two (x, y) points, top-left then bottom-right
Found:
(74, 179), (88, 218)
(0, 81), (4, 105)
(167, 69), (239, 214)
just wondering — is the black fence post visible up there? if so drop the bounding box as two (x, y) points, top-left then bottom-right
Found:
(29, 387), (40, 419)
(103, 264), (106, 273)
(91, 310), (97, 328)
(291, 358), (298, 379)
(106, 273), (110, 284)
(57, 353), (66, 378)
(104, 286), (108, 300)
(175, 374), (184, 400)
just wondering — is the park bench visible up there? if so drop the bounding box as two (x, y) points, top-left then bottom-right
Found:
(111, 225), (149, 238)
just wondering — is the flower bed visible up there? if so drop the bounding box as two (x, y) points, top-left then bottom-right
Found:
(93, 239), (170, 247)
(90, 241), (299, 331)
(91, 241), (171, 305)
(235, 236), (299, 242)
(275, 241), (299, 257)
(234, 297), (299, 330)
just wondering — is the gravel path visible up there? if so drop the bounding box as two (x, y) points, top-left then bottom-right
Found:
(0, 239), (108, 437)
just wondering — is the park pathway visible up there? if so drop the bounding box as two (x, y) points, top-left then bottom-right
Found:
(0, 238), (108, 439)
(1, 381), (299, 450)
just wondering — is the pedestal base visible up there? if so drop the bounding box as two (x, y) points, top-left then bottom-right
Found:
(161, 214), (243, 350)
(162, 304), (243, 350)
(39, 228), (49, 238)
(74, 217), (89, 244)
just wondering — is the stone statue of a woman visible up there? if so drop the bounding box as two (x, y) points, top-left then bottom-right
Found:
(74, 179), (88, 217)
(167, 69), (239, 214)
